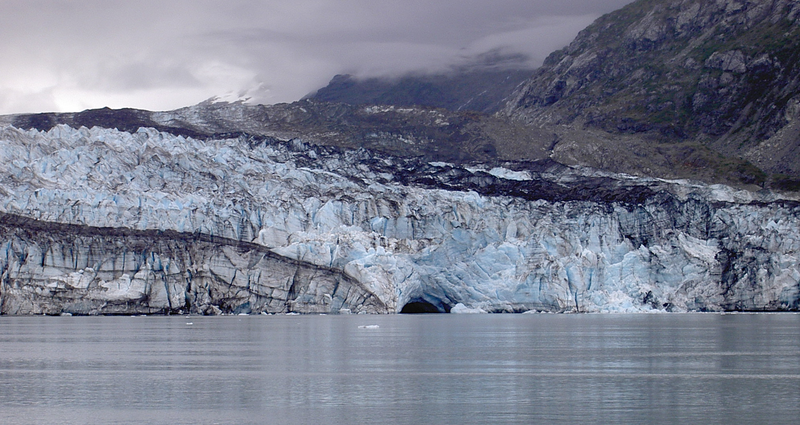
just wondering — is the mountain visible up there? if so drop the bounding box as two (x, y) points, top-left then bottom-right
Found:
(297, 0), (800, 189)
(306, 52), (533, 114)
(502, 0), (800, 190)
(307, 69), (531, 115)
(1, 0), (800, 315)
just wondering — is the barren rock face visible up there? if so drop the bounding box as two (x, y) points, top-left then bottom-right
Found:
(502, 0), (800, 182)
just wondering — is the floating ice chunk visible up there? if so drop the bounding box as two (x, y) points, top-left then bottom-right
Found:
(450, 303), (488, 314)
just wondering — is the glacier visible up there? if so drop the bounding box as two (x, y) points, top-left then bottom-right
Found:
(0, 124), (798, 314)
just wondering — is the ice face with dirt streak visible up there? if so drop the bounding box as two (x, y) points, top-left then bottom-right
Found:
(0, 124), (798, 313)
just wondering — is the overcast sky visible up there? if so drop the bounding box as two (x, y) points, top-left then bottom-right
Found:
(0, 0), (633, 114)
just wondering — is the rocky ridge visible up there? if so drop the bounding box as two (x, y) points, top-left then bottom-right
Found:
(306, 69), (531, 115)
(305, 51), (534, 114)
(503, 0), (800, 188)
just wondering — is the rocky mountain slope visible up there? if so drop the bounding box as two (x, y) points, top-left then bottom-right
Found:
(503, 0), (800, 189)
(306, 52), (533, 114)
(306, 69), (531, 114)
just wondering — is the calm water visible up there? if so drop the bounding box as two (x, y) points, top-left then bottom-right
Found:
(1, 313), (799, 424)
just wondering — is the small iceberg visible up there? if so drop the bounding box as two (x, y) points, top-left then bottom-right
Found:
(450, 303), (487, 314)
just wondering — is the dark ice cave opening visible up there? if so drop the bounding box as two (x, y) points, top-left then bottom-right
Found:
(399, 299), (450, 314)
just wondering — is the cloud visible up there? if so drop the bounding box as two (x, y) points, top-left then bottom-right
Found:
(461, 14), (601, 66)
(0, 88), (59, 116)
(0, 0), (634, 114)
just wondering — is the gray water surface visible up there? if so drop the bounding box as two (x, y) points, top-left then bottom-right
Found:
(1, 313), (799, 424)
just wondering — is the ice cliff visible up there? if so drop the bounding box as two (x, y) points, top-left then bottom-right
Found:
(0, 124), (798, 314)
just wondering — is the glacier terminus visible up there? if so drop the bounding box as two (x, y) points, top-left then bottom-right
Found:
(0, 119), (798, 315)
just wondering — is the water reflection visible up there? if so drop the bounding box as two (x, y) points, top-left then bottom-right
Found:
(1, 313), (799, 424)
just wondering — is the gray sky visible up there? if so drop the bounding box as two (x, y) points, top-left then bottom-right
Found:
(0, 0), (633, 114)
